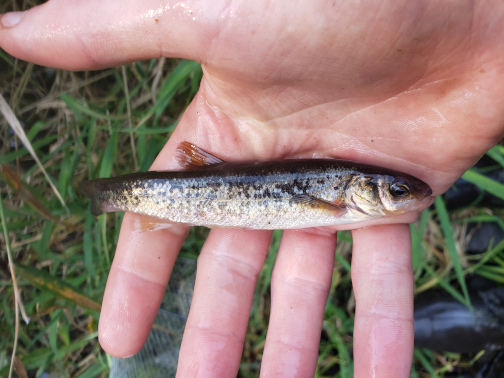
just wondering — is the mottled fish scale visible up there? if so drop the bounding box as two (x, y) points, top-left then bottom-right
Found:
(81, 142), (432, 230)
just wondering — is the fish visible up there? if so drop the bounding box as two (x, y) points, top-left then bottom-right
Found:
(81, 142), (433, 229)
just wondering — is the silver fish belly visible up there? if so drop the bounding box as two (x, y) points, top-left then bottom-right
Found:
(82, 142), (432, 229)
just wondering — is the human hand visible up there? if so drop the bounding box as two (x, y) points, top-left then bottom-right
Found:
(2, 1), (504, 376)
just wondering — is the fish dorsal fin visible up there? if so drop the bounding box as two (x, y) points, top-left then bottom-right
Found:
(291, 194), (347, 215)
(176, 142), (226, 170)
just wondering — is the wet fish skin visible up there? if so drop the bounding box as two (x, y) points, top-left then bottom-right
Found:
(82, 143), (432, 230)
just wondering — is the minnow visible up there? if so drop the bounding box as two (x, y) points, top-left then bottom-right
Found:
(81, 142), (433, 229)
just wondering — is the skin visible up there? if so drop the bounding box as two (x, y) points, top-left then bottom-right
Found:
(2, 1), (504, 376)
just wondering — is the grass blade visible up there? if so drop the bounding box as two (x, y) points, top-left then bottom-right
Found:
(0, 93), (68, 213)
(0, 135), (58, 165)
(0, 165), (58, 222)
(60, 93), (126, 121)
(421, 265), (467, 304)
(413, 348), (439, 378)
(83, 211), (96, 277)
(0, 196), (26, 378)
(411, 209), (430, 273)
(486, 145), (504, 167)
(15, 264), (101, 312)
(154, 60), (201, 119)
(434, 196), (471, 307)
(462, 169), (504, 201)
(325, 322), (353, 378)
(99, 128), (119, 178)
(121, 65), (138, 170)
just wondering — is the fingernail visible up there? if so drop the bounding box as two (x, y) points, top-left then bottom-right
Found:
(1, 11), (24, 28)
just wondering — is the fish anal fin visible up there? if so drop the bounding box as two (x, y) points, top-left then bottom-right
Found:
(291, 195), (347, 215)
(176, 141), (225, 170)
(131, 215), (188, 235)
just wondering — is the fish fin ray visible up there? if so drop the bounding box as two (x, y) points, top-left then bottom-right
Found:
(132, 216), (189, 234)
(176, 142), (225, 170)
(291, 195), (347, 215)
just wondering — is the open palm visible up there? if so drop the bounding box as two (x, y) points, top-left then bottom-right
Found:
(2, 1), (504, 376)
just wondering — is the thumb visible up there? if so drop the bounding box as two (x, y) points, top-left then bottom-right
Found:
(0, 0), (219, 70)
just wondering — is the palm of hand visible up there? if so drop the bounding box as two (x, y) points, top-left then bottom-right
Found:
(2, 1), (504, 377)
(182, 1), (503, 189)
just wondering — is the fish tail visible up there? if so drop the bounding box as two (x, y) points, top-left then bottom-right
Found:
(81, 180), (105, 216)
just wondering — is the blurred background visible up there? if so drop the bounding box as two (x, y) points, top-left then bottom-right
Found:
(1, 2), (504, 377)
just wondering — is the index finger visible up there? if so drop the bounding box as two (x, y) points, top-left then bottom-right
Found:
(98, 213), (188, 357)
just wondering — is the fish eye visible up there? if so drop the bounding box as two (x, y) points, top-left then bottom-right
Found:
(390, 182), (410, 198)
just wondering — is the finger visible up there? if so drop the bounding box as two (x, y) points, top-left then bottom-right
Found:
(351, 224), (414, 378)
(0, 0), (214, 69)
(176, 228), (272, 377)
(261, 229), (337, 377)
(98, 214), (188, 357)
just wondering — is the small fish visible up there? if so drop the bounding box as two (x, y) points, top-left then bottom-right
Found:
(82, 142), (433, 229)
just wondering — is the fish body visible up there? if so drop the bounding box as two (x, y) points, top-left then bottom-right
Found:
(82, 142), (432, 229)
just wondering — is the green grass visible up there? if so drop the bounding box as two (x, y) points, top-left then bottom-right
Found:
(1, 8), (504, 377)
(0, 45), (203, 376)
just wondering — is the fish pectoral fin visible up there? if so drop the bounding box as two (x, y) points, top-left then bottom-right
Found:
(176, 141), (226, 170)
(291, 195), (347, 215)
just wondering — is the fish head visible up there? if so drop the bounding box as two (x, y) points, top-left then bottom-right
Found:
(345, 173), (433, 217)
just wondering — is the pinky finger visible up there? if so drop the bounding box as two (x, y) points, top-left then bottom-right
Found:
(351, 224), (414, 378)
